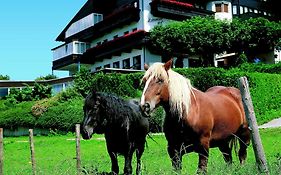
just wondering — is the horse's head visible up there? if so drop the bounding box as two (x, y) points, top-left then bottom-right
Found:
(81, 91), (106, 139)
(140, 59), (173, 116)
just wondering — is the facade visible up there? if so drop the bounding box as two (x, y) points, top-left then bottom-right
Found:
(52, 0), (280, 75)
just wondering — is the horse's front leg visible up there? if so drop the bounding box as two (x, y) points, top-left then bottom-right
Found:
(108, 151), (119, 175)
(197, 135), (210, 174)
(167, 144), (183, 171)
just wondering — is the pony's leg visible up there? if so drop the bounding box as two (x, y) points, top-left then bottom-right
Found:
(218, 142), (233, 164)
(108, 152), (119, 175)
(124, 148), (134, 175)
(167, 144), (182, 171)
(197, 135), (210, 174)
(136, 143), (145, 175)
(238, 126), (251, 164)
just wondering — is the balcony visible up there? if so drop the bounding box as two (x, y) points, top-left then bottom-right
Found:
(150, 0), (214, 20)
(52, 41), (90, 61)
(65, 13), (103, 38)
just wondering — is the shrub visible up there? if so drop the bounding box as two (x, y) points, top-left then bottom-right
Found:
(0, 101), (35, 129)
(239, 62), (281, 74)
(35, 98), (83, 131)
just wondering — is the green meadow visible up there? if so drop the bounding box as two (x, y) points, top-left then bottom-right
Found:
(3, 128), (281, 175)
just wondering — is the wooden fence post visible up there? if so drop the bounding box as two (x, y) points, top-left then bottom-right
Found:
(29, 129), (36, 175)
(76, 124), (81, 175)
(0, 128), (3, 175)
(238, 77), (269, 174)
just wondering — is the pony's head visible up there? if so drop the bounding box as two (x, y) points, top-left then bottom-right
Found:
(140, 59), (192, 118)
(81, 91), (107, 139)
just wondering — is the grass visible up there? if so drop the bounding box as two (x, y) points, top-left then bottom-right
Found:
(2, 128), (281, 175)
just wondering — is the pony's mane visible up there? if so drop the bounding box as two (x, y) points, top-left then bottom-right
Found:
(143, 63), (193, 118)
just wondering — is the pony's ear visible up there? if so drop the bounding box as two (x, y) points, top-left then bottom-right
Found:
(144, 63), (149, 71)
(164, 59), (173, 71)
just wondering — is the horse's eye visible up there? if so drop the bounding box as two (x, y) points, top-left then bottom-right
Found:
(157, 78), (164, 84)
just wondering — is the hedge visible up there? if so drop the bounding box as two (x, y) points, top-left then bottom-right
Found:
(1, 67), (281, 132)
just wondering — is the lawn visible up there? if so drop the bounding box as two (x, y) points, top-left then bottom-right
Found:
(3, 128), (281, 175)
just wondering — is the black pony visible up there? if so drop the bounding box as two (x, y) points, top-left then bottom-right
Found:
(81, 91), (149, 175)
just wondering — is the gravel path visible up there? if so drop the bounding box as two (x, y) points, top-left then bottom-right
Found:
(259, 118), (281, 129)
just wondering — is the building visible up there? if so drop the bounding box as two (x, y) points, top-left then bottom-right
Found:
(52, 0), (280, 75)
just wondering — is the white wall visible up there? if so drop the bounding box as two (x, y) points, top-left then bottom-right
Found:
(141, 0), (174, 32)
(206, 1), (232, 21)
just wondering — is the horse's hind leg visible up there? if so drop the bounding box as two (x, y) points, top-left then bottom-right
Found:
(218, 141), (233, 164)
(238, 125), (251, 164)
(136, 142), (145, 175)
(167, 144), (183, 171)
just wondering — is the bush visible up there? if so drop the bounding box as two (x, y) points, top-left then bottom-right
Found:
(0, 101), (35, 129)
(35, 98), (83, 131)
(239, 62), (281, 74)
(1, 66), (281, 132)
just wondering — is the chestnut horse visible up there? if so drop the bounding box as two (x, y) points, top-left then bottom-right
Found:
(140, 59), (250, 173)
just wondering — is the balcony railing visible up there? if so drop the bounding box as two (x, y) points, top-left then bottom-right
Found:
(66, 13), (103, 38)
(52, 41), (90, 61)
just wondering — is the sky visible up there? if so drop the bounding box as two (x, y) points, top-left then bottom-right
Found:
(0, 0), (86, 80)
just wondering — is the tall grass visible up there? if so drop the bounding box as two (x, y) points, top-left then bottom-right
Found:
(3, 128), (281, 174)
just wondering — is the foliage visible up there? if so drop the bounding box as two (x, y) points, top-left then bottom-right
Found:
(239, 62), (281, 74)
(148, 16), (281, 66)
(35, 74), (58, 81)
(0, 101), (35, 129)
(1, 66), (281, 131)
(0, 74), (10, 80)
(35, 98), (83, 131)
(4, 83), (52, 104)
(73, 67), (95, 97)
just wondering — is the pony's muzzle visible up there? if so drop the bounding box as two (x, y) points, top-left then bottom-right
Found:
(141, 103), (151, 116)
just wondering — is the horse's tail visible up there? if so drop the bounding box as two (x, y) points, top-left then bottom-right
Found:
(230, 134), (239, 157)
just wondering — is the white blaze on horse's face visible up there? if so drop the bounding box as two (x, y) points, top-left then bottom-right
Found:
(141, 72), (168, 116)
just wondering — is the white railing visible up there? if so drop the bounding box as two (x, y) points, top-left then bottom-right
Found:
(66, 13), (103, 38)
(53, 41), (90, 61)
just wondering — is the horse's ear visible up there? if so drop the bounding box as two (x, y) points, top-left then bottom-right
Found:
(144, 63), (149, 71)
(164, 59), (173, 71)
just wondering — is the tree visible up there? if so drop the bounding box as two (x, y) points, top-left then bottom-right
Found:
(35, 74), (58, 81)
(149, 16), (232, 66)
(148, 16), (281, 67)
(0, 75), (10, 80)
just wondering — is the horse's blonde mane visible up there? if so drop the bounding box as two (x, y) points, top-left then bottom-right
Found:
(143, 63), (193, 118)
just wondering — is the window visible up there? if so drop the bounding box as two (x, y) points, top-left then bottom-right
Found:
(104, 64), (110, 68)
(122, 58), (130, 69)
(133, 55), (141, 70)
(224, 4), (228, 13)
(96, 66), (102, 71)
(132, 28), (137, 32)
(233, 5), (237, 15)
(124, 31), (129, 35)
(240, 6), (244, 14)
(113, 61), (120, 68)
(215, 3), (228, 13)
(103, 39), (108, 43)
(114, 35), (118, 39)
(215, 4), (222, 12)
(96, 42), (101, 46)
(254, 9), (258, 13)
(244, 7), (248, 13)
(249, 8), (253, 13)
